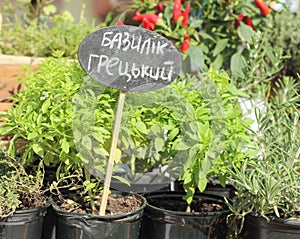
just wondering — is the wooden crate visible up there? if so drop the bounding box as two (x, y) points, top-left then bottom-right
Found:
(0, 55), (44, 112)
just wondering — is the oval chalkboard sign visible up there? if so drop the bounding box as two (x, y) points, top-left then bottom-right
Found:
(78, 26), (182, 92)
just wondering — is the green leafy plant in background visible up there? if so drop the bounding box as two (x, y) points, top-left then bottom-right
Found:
(263, 10), (300, 79)
(104, 0), (283, 73)
(226, 77), (300, 237)
(0, 0), (96, 58)
(188, 0), (282, 71)
(231, 31), (285, 96)
(0, 57), (86, 170)
(230, 10), (300, 96)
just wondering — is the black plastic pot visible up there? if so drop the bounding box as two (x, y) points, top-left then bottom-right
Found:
(53, 193), (147, 239)
(241, 214), (300, 239)
(0, 207), (47, 239)
(41, 205), (57, 239)
(142, 191), (229, 239)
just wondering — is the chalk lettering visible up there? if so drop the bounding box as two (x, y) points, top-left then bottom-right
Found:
(87, 53), (174, 84)
(140, 38), (151, 55)
(141, 64), (150, 78)
(160, 65), (173, 82)
(101, 31), (170, 56)
(149, 67), (159, 81)
(156, 41), (168, 55)
(111, 33), (122, 49)
(122, 32), (131, 51)
(131, 35), (142, 52)
(97, 54), (109, 73)
(151, 41), (156, 54)
(131, 63), (141, 80)
(118, 60), (131, 82)
(101, 32), (113, 47)
(88, 54), (100, 71)
(106, 57), (120, 75)
(164, 61), (174, 65)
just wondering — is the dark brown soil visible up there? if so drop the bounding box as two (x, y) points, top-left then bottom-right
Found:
(59, 194), (142, 216)
(18, 192), (47, 210)
(149, 197), (226, 213)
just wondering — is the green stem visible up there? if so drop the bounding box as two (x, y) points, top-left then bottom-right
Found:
(84, 169), (96, 213)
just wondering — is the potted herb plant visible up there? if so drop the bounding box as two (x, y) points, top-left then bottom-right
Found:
(0, 151), (47, 239)
(49, 172), (147, 239)
(226, 77), (300, 239)
(141, 69), (252, 239)
(0, 57), (150, 239)
(73, 78), (181, 193)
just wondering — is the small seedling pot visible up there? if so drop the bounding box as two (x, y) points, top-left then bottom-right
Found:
(53, 192), (147, 239)
(141, 191), (229, 239)
(0, 207), (47, 239)
(241, 214), (300, 239)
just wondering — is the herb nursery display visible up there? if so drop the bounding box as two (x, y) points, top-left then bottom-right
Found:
(0, 0), (299, 239)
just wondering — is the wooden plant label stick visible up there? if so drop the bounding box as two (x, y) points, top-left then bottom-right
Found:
(99, 90), (126, 216)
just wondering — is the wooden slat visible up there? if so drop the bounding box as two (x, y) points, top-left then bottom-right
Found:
(0, 102), (14, 112)
(0, 55), (45, 65)
(0, 55), (43, 112)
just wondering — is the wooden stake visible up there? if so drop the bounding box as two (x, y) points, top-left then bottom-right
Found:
(99, 91), (126, 216)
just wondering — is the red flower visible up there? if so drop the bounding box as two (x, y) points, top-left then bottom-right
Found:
(173, 0), (182, 22)
(155, 2), (164, 14)
(234, 13), (243, 28)
(254, 0), (270, 16)
(234, 14), (253, 29)
(117, 19), (125, 26)
(181, 34), (190, 53)
(133, 12), (159, 31)
(182, 4), (190, 26)
(181, 41), (190, 53)
(243, 16), (253, 27)
(237, 13), (244, 21)
(184, 34), (190, 41)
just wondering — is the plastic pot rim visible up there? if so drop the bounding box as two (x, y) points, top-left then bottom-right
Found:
(248, 213), (300, 226)
(1, 205), (48, 217)
(145, 191), (230, 216)
(52, 192), (147, 221)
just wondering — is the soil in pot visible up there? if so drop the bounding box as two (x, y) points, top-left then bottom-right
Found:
(241, 214), (300, 239)
(142, 191), (229, 239)
(53, 192), (147, 239)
